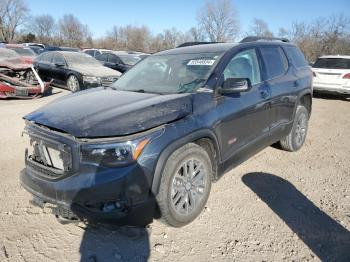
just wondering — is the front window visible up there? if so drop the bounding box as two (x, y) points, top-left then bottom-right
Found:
(223, 49), (261, 85)
(113, 52), (223, 94)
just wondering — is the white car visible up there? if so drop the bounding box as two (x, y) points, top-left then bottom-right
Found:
(312, 55), (350, 95)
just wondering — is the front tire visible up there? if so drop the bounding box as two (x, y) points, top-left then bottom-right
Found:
(67, 75), (80, 92)
(280, 105), (309, 152)
(156, 143), (212, 227)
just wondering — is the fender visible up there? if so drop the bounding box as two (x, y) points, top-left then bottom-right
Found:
(151, 128), (221, 195)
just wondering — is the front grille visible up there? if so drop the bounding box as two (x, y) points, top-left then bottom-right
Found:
(100, 76), (118, 87)
(24, 131), (73, 179)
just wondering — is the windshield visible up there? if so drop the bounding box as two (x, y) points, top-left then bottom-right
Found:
(119, 55), (141, 65)
(313, 58), (350, 69)
(13, 48), (36, 56)
(64, 53), (102, 67)
(112, 52), (222, 94)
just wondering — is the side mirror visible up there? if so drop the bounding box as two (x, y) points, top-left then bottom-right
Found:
(219, 78), (252, 94)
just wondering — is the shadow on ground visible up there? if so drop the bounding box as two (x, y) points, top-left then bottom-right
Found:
(313, 92), (350, 102)
(79, 224), (150, 262)
(242, 173), (350, 261)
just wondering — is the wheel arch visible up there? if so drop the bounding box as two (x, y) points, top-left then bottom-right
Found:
(299, 92), (312, 117)
(151, 129), (221, 195)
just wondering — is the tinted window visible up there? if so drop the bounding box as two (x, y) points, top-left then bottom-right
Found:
(260, 47), (288, 79)
(85, 50), (95, 56)
(53, 54), (66, 65)
(285, 47), (308, 68)
(39, 52), (53, 63)
(313, 58), (350, 69)
(108, 54), (119, 63)
(223, 49), (261, 85)
(97, 53), (108, 62)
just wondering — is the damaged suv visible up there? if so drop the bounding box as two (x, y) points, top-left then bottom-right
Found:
(20, 37), (312, 227)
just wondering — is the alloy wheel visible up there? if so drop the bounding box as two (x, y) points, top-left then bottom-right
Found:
(170, 158), (207, 215)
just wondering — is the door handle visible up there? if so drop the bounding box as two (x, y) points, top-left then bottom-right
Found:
(294, 80), (299, 87)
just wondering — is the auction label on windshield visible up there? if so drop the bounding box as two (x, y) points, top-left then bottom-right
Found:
(187, 59), (215, 66)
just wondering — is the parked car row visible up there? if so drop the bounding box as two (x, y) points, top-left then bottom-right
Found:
(1, 43), (151, 93)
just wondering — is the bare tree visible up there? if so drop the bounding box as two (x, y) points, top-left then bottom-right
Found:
(188, 27), (205, 42)
(28, 14), (56, 44)
(58, 14), (90, 47)
(0, 0), (28, 42)
(197, 0), (240, 42)
(249, 18), (273, 37)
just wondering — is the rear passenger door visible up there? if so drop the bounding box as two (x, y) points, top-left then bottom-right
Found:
(259, 46), (297, 131)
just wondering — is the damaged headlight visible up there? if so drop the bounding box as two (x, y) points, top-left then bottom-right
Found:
(83, 76), (100, 83)
(80, 131), (162, 167)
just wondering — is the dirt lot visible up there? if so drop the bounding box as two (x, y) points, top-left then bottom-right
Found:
(0, 89), (349, 262)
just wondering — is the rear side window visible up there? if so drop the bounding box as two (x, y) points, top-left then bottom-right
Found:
(285, 47), (308, 68)
(260, 47), (288, 80)
(313, 58), (350, 69)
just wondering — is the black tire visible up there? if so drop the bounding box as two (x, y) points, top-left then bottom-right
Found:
(156, 143), (212, 227)
(280, 105), (309, 152)
(66, 75), (80, 92)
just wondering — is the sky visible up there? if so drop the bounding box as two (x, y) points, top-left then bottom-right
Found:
(26, 0), (350, 38)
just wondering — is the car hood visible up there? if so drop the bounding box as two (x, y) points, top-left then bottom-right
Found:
(24, 88), (192, 137)
(70, 65), (122, 77)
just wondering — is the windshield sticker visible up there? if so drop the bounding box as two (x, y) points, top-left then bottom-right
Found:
(187, 59), (215, 66)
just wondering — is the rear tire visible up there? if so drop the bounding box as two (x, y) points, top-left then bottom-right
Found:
(156, 143), (212, 227)
(280, 105), (309, 152)
(67, 75), (80, 92)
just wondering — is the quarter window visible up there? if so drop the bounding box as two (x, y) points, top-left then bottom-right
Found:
(260, 47), (288, 80)
(223, 49), (261, 85)
(285, 47), (308, 68)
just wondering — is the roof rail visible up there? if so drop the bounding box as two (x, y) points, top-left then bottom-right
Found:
(240, 36), (290, 43)
(176, 41), (221, 48)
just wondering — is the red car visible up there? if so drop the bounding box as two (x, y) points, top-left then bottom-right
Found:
(0, 48), (51, 98)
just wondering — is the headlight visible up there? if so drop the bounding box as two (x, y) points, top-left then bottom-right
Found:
(83, 76), (100, 83)
(80, 132), (160, 167)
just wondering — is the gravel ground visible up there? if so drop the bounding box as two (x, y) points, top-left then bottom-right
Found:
(0, 89), (349, 262)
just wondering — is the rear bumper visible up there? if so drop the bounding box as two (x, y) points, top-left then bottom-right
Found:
(313, 82), (350, 94)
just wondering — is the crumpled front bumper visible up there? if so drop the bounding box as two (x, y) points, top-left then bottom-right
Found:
(20, 161), (156, 226)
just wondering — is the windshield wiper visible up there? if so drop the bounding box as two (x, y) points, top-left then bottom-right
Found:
(179, 79), (206, 93)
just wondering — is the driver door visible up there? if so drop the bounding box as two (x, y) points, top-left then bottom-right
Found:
(216, 48), (271, 162)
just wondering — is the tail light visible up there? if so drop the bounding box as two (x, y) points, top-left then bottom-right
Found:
(343, 73), (350, 79)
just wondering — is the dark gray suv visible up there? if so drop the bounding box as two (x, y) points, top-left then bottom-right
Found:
(21, 37), (313, 227)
